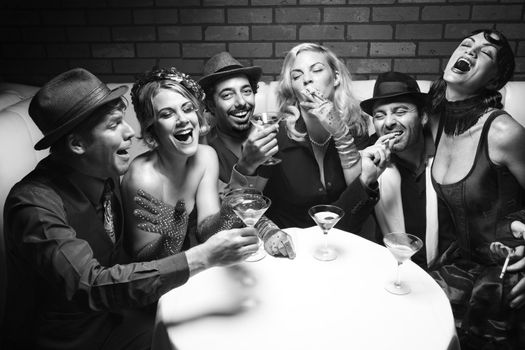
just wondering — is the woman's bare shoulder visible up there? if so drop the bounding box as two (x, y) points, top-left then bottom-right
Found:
(197, 143), (218, 156)
(193, 144), (220, 181)
(194, 144), (219, 163)
(489, 112), (525, 145)
(488, 112), (525, 165)
(121, 151), (160, 193)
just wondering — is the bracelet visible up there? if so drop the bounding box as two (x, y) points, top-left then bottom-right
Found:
(334, 133), (361, 169)
(255, 216), (280, 241)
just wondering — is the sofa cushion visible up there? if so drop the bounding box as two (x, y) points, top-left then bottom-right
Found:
(0, 83), (40, 111)
(0, 98), (49, 329)
(500, 81), (525, 127)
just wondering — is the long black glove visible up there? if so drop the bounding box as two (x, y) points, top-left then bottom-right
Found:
(197, 201), (244, 242)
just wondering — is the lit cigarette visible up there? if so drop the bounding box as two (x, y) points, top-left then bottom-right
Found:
(380, 133), (397, 149)
(381, 137), (393, 145)
(303, 87), (325, 103)
(311, 90), (323, 100)
(500, 252), (511, 279)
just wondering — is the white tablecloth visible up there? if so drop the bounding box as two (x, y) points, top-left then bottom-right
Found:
(155, 227), (459, 350)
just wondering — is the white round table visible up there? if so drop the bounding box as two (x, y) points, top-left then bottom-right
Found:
(155, 227), (459, 350)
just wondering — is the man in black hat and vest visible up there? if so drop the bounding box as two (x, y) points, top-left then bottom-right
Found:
(199, 51), (276, 193)
(199, 52), (295, 259)
(358, 71), (454, 269)
(2, 68), (259, 349)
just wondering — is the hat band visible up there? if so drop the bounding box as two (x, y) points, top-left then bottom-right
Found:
(57, 84), (111, 127)
(215, 64), (244, 73)
(375, 81), (418, 97)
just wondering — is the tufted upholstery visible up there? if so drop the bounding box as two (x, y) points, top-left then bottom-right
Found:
(1, 79), (525, 327)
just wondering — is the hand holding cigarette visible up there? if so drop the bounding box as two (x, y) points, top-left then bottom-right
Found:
(301, 86), (328, 104)
(490, 242), (516, 279)
(375, 133), (398, 152)
(500, 250), (513, 279)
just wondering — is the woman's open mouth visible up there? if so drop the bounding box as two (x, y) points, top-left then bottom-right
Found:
(173, 129), (193, 143)
(453, 58), (471, 72)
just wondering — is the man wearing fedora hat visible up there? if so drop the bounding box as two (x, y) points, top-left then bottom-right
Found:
(358, 71), (454, 269)
(2, 68), (259, 349)
(199, 52), (296, 259)
(199, 51), (278, 192)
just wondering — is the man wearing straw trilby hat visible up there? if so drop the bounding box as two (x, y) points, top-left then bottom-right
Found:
(2, 68), (260, 349)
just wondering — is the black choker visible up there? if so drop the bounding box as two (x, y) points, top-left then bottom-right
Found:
(442, 91), (503, 136)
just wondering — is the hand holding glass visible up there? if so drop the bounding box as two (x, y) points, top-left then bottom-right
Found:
(250, 112), (283, 166)
(383, 232), (423, 295)
(309, 205), (344, 261)
(226, 191), (271, 262)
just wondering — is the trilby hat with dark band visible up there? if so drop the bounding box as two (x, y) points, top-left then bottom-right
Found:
(29, 68), (128, 150)
(360, 71), (427, 116)
(198, 52), (262, 91)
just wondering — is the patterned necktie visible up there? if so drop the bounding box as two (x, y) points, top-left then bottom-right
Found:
(102, 180), (116, 244)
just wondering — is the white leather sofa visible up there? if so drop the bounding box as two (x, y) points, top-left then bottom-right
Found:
(1, 79), (525, 327)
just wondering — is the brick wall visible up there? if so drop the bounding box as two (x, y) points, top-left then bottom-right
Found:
(0, 0), (524, 85)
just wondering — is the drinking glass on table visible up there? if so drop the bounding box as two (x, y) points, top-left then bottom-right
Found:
(308, 204), (344, 261)
(383, 232), (423, 295)
(250, 112), (284, 165)
(225, 189), (271, 262)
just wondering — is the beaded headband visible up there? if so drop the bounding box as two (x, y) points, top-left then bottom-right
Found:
(131, 67), (205, 109)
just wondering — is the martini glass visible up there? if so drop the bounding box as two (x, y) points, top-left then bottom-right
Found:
(226, 191), (271, 262)
(223, 187), (262, 200)
(250, 112), (283, 165)
(383, 232), (423, 295)
(308, 205), (344, 261)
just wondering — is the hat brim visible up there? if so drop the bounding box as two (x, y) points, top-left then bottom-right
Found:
(360, 91), (427, 116)
(199, 66), (262, 91)
(34, 85), (128, 150)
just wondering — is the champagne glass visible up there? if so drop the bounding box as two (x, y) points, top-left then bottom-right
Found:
(308, 204), (344, 261)
(383, 232), (423, 295)
(226, 191), (271, 262)
(250, 112), (283, 165)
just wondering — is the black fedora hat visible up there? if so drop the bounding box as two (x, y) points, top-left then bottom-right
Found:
(29, 68), (128, 150)
(198, 52), (262, 91)
(360, 72), (427, 116)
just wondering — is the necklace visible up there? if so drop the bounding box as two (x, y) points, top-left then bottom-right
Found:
(308, 134), (331, 147)
(441, 90), (503, 136)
